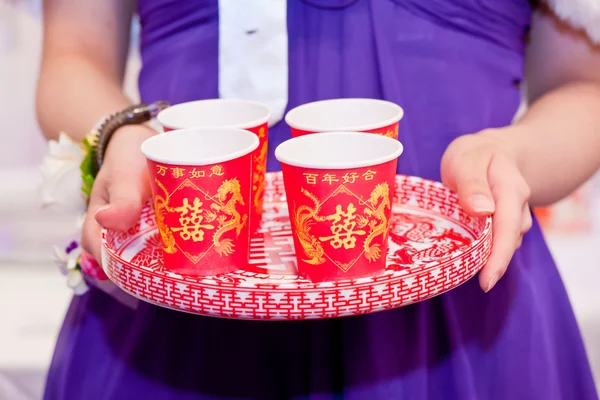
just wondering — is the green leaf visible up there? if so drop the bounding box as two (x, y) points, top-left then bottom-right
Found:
(81, 174), (95, 198)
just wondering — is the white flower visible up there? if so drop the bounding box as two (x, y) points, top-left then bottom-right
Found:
(75, 213), (86, 230)
(67, 269), (89, 295)
(52, 243), (89, 295)
(52, 244), (80, 275)
(39, 132), (87, 213)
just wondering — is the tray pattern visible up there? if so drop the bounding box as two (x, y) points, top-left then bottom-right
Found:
(101, 173), (492, 320)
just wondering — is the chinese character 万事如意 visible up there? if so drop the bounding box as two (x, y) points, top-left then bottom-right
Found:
(156, 165), (168, 176)
(210, 165), (225, 177)
(190, 168), (205, 178)
(319, 203), (366, 249)
(171, 167), (186, 179)
(171, 198), (215, 242)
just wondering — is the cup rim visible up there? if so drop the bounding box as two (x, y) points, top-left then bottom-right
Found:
(157, 99), (271, 130)
(275, 131), (403, 170)
(141, 127), (259, 166)
(284, 98), (404, 132)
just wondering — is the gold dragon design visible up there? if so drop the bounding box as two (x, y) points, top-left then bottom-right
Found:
(361, 182), (391, 262)
(153, 179), (177, 254)
(383, 125), (398, 139)
(293, 188), (328, 265)
(211, 178), (248, 256)
(252, 128), (268, 215)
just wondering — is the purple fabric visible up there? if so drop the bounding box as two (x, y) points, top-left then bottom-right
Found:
(44, 1), (598, 399)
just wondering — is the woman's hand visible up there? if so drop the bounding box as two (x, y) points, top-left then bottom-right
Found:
(81, 124), (156, 261)
(440, 129), (532, 292)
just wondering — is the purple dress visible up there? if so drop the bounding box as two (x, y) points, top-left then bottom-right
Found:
(44, 1), (598, 399)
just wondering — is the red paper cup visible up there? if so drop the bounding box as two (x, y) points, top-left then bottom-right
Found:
(275, 132), (403, 282)
(141, 128), (259, 276)
(285, 98), (403, 139)
(157, 99), (270, 232)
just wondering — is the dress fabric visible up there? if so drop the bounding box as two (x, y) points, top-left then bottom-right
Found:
(44, 1), (598, 399)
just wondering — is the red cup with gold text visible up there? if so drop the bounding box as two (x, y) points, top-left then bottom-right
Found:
(275, 132), (404, 282)
(157, 99), (270, 233)
(285, 98), (403, 139)
(141, 128), (259, 276)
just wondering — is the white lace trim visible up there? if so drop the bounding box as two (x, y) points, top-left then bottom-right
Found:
(547, 0), (600, 43)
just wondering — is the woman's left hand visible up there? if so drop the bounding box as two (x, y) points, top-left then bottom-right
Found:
(440, 128), (532, 292)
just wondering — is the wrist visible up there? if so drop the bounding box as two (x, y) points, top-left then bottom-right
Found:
(109, 123), (158, 146)
(102, 123), (158, 166)
(479, 126), (528, 174)
(94, 102), (168, 172)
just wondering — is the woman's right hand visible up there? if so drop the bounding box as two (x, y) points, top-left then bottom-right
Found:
(81, 124), (157, 261)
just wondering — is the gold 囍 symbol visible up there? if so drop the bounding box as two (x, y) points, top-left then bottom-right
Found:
(171, 198), (215, 242)
(319, 203), (366, 249)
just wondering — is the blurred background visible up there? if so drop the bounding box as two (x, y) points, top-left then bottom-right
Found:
(1, 1), (600, 399)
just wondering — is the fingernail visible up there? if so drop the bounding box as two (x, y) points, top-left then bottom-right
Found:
(486, 274), (499, 292)
(94, 205), (111, 217)
(471, 195), (495, 213)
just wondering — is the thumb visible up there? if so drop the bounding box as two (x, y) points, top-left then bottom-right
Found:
(82, 191), (107, 262)
(95, 174), (150, 231)
(441, 150), (495, 216)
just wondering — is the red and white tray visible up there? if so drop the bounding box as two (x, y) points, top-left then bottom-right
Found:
(101, 173), (492, 320)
